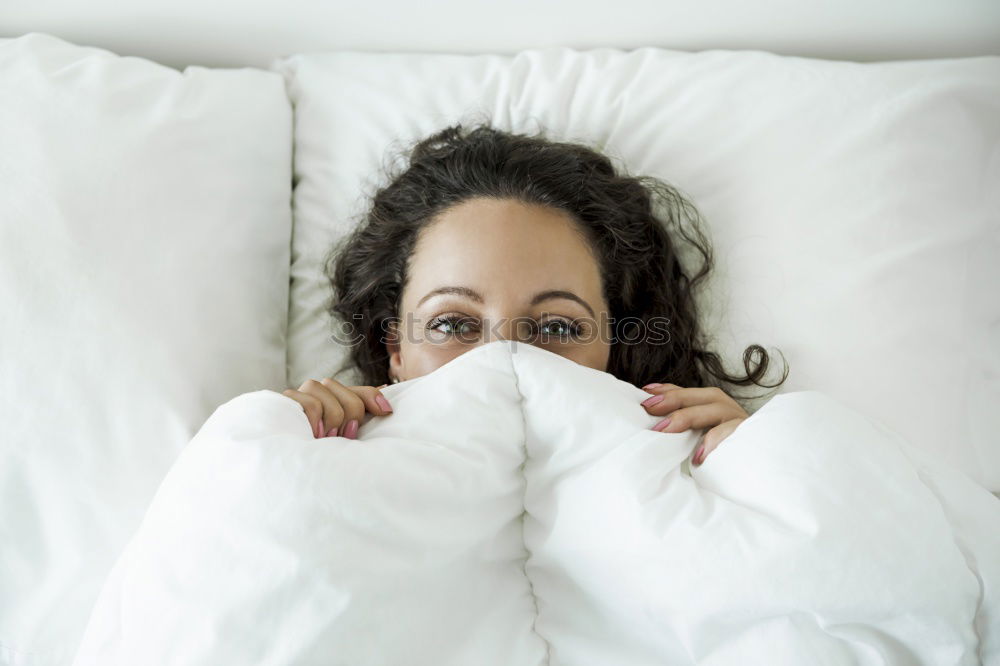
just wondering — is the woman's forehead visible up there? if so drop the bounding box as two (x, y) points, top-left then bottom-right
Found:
(406, 198), (604, 306)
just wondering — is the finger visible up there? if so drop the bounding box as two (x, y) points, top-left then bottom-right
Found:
(695, 417), (746, 465)
(641, 382), (682, 394)
(281, 389), (326, 439)
(641, 386), (735, 417)
(298, 380), (347, 437)
(319, 379), (367, 439)
(650, 402), (743, 434)
(345, 385), (394, 416)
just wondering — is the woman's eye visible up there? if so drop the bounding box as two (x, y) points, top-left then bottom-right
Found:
(428, 315), (479, 337)
(539, 319), (581, 340)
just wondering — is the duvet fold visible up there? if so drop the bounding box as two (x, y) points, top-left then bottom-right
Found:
(73, 340), (1000, 665)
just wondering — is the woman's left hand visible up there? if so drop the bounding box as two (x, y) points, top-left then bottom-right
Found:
(639, 383), (748, 466)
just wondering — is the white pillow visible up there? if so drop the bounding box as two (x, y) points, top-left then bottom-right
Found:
(0, 33), (292, 664)
(271, 47), (1000, 493)
(73, 340), (1000, 664)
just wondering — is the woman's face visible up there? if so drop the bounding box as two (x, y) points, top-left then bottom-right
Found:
(387, 197), (611, 382)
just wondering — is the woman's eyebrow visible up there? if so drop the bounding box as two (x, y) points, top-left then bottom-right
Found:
(530, 290), (596, 318)
(417, 286), (484, 307)
(417, 286), (596, 318)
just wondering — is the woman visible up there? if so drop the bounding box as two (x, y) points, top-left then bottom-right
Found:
(283, 122), (788, 466)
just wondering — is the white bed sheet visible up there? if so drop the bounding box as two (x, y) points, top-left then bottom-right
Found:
(74, 341), (1000, 665)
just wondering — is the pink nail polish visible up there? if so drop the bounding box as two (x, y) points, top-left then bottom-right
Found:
(693, 444), (705, 465)
(344, 419), (359, 440)
(642, 383), (663, 392)
(375, 394), (393, 412)
(652, 417), (672, 432)
(641, 394), (664, 407)
(326, 425), (339, 438)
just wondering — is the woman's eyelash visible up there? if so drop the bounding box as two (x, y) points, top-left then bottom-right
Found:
(426, 314), (480, 335)
(539, 318), (583, 338)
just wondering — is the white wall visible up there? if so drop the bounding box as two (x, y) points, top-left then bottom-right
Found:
(2, 0), (999, 70)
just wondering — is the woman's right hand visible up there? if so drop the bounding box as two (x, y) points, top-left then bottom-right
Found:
(282, 378), (393, 440)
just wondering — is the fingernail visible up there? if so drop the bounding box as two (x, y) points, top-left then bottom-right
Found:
(344, 419), (359, 440)
(652, 417), (672, 432)
(642, 383), (662, 392)
(693, 444), (705, 465)
(375, 394), (393, 412)
(313, 420), (321, 439)
(641, 394), (664, 407)
(326, 425), (339, 438)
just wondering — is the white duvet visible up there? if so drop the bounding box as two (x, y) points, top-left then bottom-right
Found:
(73, 340), (1000, 665)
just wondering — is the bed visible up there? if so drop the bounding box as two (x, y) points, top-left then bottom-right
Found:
(0, 11), (998, 665)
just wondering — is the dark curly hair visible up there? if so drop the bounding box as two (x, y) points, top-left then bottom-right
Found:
(324, 120), (788, 407)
